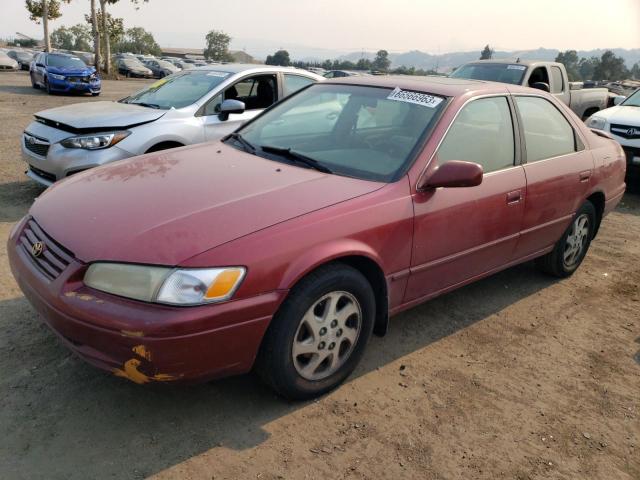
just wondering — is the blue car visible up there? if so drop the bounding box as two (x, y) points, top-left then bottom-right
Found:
(30, 52), (101, 96)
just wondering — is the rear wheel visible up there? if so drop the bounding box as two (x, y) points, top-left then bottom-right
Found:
(256, 264), (375, 400)
(536, 201), (596, 277)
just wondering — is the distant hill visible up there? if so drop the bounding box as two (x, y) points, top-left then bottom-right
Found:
(334, 48), (640, 73)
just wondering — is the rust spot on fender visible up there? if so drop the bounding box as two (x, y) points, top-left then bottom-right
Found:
(132, 344), (152, 361)
(121, 330), (144, 338)
(112, 358), (180, 384)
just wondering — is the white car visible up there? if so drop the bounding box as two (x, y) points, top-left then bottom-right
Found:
(21, 64), (323, 186)
(586, 89), (640, 186)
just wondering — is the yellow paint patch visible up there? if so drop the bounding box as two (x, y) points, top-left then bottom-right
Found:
(132, 344), (152, 361)
(78, 294), (94, 301)
(112, 358), (180, 384)
(121, 330), (144, 338)
(64, 292), (77, 298)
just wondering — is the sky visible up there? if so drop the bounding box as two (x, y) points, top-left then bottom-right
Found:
(2, 0), (639, 58)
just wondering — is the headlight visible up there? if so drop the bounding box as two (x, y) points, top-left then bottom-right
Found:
(586, 116), (607, 130)
(84, 263), (246, 305)
(60, 131), (130, 150)
(49, 73), (65, 80)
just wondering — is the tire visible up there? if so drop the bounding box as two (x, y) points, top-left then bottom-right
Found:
(31, 73), (39, 89)
(126, 71), (131, 78)
(256, 263), (376, 400)
(44, 77), (51, 95)
(92, 92), (100, 97)
(536, 200), (596, 278)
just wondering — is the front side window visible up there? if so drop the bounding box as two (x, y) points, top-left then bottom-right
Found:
(451, 63), (527, 85)
(121, 70), (231, 109)
(437, 96), (515, 174)
(515, 96), (576, 162)
(237, 84), (446, 182)
(284, 74), (315, 95)
(223, 74), (277, 110)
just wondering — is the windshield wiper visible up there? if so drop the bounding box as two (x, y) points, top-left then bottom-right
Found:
(128, 101), (161, 109)
(260, 145), (333, 174)
(224, 132), (256, 153)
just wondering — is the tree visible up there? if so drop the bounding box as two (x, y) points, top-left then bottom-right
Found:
(555, 50), (581, 81)
(85, 10), (124, 64)
(372, 49), (390, 72)
(480, 44), (493, 60)
(115, 27), (161, 55)
(204, 29), (233, 62)
(593, 50), (630, 81)
(631, 63), (640, 80)
(356, 58), (372, 71)
(90, 0), (100, 70)
(578, 56), (599, 81)
(51, 24), (92, 51)
(25, 0), (71, 52)
(265, 50), (290, 66)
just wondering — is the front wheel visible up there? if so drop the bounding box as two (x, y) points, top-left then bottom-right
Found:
(44, 77), (52, 94)
(536, 200), (596, 277)
(31, 73), (39, 89)
(256, 264), (376, 400)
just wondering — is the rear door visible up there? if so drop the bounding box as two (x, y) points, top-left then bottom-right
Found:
(406, 95), (526, 302)
(201, 73), (278, 141)
(511, 95), (593, 258)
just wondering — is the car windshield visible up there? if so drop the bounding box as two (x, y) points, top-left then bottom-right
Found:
(621, 89), (640, 107)
(122, 70), (230, 109)
(156, 60), (175, 69)
(123, 58), (144, 67)
(236, 83), (446, 182)
(46, 54), (87, 69)
(451, 63), (527, 85)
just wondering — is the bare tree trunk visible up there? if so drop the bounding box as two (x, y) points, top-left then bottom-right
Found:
(99, 0), (111, 75)
(90, 0), (101, 71)
(43, 0), (51, 52)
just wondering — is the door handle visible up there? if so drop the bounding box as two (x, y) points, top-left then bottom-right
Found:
(579, 170), (592, 182)
(506, 190), (522, 205)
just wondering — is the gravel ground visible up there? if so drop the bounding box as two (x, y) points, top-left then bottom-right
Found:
(0, 70), (639, 480)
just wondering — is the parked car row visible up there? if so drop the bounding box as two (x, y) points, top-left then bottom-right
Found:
(10, 61), (627, 399)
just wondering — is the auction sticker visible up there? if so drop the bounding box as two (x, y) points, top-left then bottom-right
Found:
(207, 71), (229, 77)
(387, 87), (443, 108)
(507, 65), (526, 70)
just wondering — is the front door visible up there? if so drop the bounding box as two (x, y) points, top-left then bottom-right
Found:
(406, 96), (526, 302)
(202, 74), (278, 142)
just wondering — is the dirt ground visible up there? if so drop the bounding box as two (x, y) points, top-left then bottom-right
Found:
(0, 70), (639, 480)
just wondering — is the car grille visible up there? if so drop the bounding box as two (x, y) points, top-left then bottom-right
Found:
(23, 132), (50, 157)
(18, 218), (74, 281)
(28, 166), (56, 183)
(610, 124), (640, 140)
(66, 75), (92, 83)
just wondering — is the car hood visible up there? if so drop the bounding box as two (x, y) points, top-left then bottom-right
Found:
(35, 101), (166, 131)
(47, 66), (95, 76)
(597, 105), (640, 124)
(30, 142), (383, 265)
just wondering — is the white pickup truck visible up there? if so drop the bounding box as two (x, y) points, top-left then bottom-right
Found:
(451, 59), (610, 119)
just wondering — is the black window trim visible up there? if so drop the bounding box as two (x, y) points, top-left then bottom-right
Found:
(512, 94), (586, 165)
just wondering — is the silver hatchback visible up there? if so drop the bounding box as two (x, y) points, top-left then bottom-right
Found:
(22, 64), (323, 186)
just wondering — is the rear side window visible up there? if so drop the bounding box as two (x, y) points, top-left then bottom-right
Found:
(550, 66), (564, 94)
(284, 74), (315, 95)
(437, 96), (515, 174)
(515, 96), (575, 162)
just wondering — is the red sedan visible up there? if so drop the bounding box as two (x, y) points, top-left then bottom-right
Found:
(8, 76), (626, 399)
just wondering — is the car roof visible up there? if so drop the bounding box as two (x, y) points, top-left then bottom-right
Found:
(463, 59), (559, 67)
(325, 74), (516, 97)
(192, 63), (320, 76)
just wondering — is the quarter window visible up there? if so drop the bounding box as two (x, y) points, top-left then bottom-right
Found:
(515, 96), (576, 162)
(437, 97), (515, 174)
(284, 74), (315, 95)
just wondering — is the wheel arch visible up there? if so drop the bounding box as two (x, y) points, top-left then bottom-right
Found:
(278, 245), (390, 337)
(586, 190), (605, 237)
(145, 140), (185, 153)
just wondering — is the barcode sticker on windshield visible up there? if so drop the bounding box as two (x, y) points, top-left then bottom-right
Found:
(387, 87), (443, 108)
(507, 65), (526, 70)
(207, 71), (228, 77)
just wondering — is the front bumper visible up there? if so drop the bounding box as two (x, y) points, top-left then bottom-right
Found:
(48, 76), (101, 94)
(7, 217), (285, 384)
(22, 124), (133, 186)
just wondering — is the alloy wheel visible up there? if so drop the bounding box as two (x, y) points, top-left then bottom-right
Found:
(292, 291), (362, 381)
(563, 214), (590, 267)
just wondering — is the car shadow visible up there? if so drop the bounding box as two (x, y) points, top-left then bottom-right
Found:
(0, 261), (558, 479)
(0, 84), (45, 96)
(0, 181), (45, 222)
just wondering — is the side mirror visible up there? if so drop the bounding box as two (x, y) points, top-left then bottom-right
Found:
(218, 99), (245, 121)
(418, 160), (483, 190)
(36, 63), (45, 68)
(530, 82), (550, 93)
(613, 95), (626, 106)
